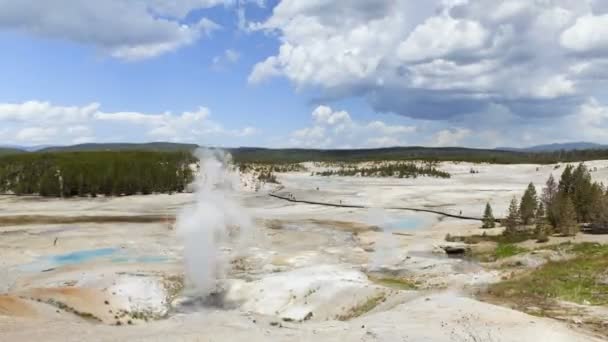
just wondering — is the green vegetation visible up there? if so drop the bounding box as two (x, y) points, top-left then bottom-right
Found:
(534, 203), (550, 242)
(485, 243), (608, 306)
(519, 183), (538, 225)
(446, 230), (536, 245)
(481, 203), (496, 228)
(257, 171), (278, 183)
(503, 197), (520, 234)
(482, 162), (608, 243)
(368, 275), (418, 290)
(0, 147), (24, 156)
(315, 162), (450, 179)
(541, 164), (608, 235)
(335, 293), (386, 321)
(0, 151), (195, 197)
(5, 144), (608, 165)
(494, 243), (528, 259)
(228, 146), (608, 164)
(469, 243), (528, 262)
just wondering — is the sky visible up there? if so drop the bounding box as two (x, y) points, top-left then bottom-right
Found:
(1, 0), (608, 149)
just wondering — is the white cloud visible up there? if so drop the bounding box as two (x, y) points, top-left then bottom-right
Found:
(531, 74), (576, 99)
(0, 101), (257, 145)
(397, 15), (488, 62)
(250, 0), (607, 123)
(0, 101), (99, 122)
(561, 14), (608, 53)
(431, 128), (471, 147)
(0, 1), (231, 60)
(288, 105), (416, 148)
(312, 105), (351, 125)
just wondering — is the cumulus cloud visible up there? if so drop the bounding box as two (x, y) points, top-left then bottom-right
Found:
(431, 128), (472, 147)
(0, 0), (241, 60)
(0, 101), (257, 145)
(561, 14), (608, 54)
(288, 105), (416, 148)
(250, 0), (608, 133)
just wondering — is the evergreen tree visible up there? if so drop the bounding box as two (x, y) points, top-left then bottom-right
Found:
(542, 174), (559, 227)
(482, 202), (496, 228)
(519, 182), (538, 225)
(558, 164), (575, 195)
(571, 163), (594, 222)
(557, 195), (578, 236)
(504, 197), (520, 234)
(535, 202), (550, 242)
(589, 183), (608, 227)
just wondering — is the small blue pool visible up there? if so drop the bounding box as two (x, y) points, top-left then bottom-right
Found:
(18, 247), (169, 272)
(381, 214), (431, 232)
(52, 248), (118, 265)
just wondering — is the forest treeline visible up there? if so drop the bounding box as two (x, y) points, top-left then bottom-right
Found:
(0, 151), (196, 197)
(315, 162), (450, 179)
(229, 147), (608, 164)
(5, 143), (608, 164)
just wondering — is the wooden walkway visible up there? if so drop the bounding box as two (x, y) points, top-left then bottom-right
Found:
(268, 193), (502, 222)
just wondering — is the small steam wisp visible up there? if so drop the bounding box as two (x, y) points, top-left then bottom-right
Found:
(176, 149), (252, 296)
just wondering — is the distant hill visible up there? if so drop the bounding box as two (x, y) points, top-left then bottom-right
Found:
(497, 142), (608, 152)
(38, 142), (199, 153)
(2, 142), (608, 164)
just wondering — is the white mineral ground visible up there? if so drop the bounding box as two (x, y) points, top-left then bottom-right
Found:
(1, 161), (608, 341)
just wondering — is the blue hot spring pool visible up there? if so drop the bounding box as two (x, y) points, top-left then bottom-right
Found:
(380, 213), (432, 232)
(18, 248), (169, 272)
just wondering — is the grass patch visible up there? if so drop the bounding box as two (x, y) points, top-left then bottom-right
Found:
(336, 294), (386, 321)
(369, 276), (418, 290)
(447, 230), (535, 245)
(494, 243), (527, 259)
(469, 243), (528, 262)
(484, 243), (608, 306)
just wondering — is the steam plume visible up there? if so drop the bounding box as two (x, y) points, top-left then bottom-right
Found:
(176, 149), (252, 296)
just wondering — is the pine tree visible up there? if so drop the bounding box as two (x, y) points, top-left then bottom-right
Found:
(557, 195), (578, 236)
(559, 164), (575, 195)
(482, 202), (496, 228)
(589, 183), (608, 228)
(571, 163), (593, 222)
(542, 174), (559, 227)
(504, 197), (520, 234)
(520, 182), (538, 225)
(535, 202), (550, 242)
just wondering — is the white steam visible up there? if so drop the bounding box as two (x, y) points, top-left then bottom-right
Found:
(176, 149), (252, 296)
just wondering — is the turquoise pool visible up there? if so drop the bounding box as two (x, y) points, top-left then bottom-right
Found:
(18, 247), (169, 272)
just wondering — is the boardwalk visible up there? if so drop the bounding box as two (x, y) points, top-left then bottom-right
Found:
(269, 193), (503, 222)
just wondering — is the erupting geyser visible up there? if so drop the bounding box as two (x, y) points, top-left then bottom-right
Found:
(176, 149), (252, 297)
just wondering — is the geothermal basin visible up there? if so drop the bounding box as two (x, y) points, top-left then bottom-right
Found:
(2, 159), (608, 341)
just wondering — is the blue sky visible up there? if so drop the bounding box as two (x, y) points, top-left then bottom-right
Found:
(1, 0), (608, 148)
